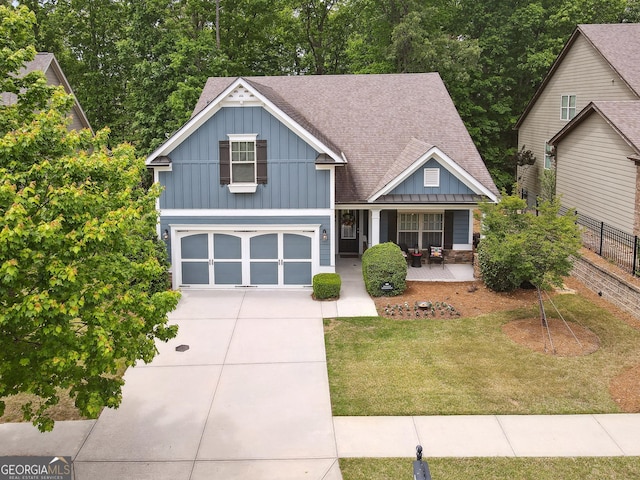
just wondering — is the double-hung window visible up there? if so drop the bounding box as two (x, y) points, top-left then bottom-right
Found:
(561, 95), (576, 121)
(398, 212), (443, 250)
(422, 213), (443, 248)
(398, 213), (420, 249)
(230, 137), (256, 183)
(219, 135), (267, 193)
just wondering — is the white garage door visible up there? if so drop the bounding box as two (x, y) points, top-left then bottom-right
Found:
(177, 229), (315, 287)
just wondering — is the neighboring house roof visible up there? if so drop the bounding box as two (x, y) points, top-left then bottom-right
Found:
(516, 23), (640, 129)
(549, 101), (640, 161)
(152, 73), (498, 203)
(1, 52), (92, 132)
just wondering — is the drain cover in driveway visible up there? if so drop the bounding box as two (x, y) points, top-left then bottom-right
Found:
(175, 344), (190, 352)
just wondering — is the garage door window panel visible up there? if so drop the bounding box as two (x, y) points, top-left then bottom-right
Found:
(213, 234), (241, 284)
(180, 234), (210, 284)
(284, 262), (312, 285)
(250, 234), (279, 285)
(214, 262), (242, 285)
(214, 234), (241, 259)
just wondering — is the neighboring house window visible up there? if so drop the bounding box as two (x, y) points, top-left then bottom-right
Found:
(544, 142), (554, 169)
(561, 95), (576, 121)
(424, 168), (440, 187)
(398, 212), (443, 250)
(219, 136), (267, 192)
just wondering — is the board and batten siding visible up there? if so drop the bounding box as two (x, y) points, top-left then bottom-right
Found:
(555, 113), (637, 234)
(388, 159), (475, 195)
(160, 215), (333, 267)
(158, 106), (331, 210)
(518, 34), (638, 198)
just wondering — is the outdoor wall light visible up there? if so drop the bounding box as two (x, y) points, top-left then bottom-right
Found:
(322, 229), (328, 241)
(162, 229), (169, 240)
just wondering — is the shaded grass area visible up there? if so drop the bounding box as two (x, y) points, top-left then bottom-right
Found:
(340, 457), (640, 480)
(1, 359), (128, 425)
(325, 294), (640, 416)
(1, 390), (87, 424)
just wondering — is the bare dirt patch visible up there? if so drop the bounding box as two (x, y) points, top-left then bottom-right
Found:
(502, 318), (600, 356)
(610, 365), (640, 413)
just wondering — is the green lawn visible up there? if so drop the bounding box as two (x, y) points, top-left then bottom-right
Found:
(340, 457), (640, 480)
(325, 294), (640, 416)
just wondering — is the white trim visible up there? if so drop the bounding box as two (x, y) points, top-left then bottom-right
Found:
(452, 243), (473, 250)
(367, 146), (498, 203)
(159, 208), (332, 217)
(170, 223), (321, 232)
(228, 184), (258, 193)
(338, 204), (476, 212)
(146, 78), (345, 165)
(228, 133), (258, 142)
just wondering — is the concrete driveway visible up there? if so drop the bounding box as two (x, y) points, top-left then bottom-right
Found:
(0, 289), (342, 480)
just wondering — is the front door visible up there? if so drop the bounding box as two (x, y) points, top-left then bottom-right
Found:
(339, 210), (359, 256)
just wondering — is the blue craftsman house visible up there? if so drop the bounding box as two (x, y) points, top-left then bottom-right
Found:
(146, 74), (499, 289)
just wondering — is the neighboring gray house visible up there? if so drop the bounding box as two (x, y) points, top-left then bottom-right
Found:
(516, 23), (640, 230)
(146, 73), (498, 289)
(549, 101), (640, 236)
(1, 52), (92, 132)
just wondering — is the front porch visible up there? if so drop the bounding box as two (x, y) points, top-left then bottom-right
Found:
(336, 256), (475, 282)
(406, 262), (475, 282)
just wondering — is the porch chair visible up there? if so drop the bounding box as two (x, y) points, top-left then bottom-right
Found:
(428, 245), (444, 269)
(397, 242), (411, 262)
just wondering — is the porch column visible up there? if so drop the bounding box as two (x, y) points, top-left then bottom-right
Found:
(371, 208), (381, 246)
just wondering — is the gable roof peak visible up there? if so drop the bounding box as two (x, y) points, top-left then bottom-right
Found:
(516, 23), (640, 129)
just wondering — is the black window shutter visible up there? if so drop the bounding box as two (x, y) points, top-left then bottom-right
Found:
(256, 139), (267, 184)
(444, 211), (454, 249)
(219, 140), (230, 185)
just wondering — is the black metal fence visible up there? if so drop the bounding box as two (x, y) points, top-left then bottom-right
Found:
(559, 206), (640, 277)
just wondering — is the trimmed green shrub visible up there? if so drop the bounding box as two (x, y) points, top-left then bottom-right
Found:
(362, 242), (407, 297)
(477, 240), (523, 292)
(313, 273), (341, 299)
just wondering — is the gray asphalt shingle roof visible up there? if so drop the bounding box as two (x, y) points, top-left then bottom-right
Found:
(1, 53), (56, 106)
(2, 52), (92, 131)
(579, 23), (640, 97)
(193, 74), (498, 203)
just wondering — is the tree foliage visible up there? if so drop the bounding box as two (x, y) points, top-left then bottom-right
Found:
(14, 0), (638, 185)
(0, 6), (180, 431)
(477, 193), (582, 293)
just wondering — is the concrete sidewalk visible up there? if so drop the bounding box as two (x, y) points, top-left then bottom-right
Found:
(334, 414), (640, 458)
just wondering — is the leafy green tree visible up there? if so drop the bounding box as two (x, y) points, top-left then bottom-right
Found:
(0, 6), (180, 431)
(478, 192), (581, 322)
